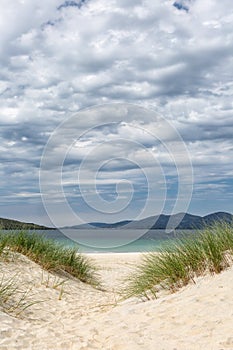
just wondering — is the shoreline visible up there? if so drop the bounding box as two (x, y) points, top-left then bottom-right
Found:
(86, 251), (143, 256)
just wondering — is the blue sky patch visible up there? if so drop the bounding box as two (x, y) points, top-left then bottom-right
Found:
(57, 0), (86, 10)
(173, 1), (189, 12)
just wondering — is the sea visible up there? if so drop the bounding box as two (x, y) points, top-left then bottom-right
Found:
(19, 229), (198, 253)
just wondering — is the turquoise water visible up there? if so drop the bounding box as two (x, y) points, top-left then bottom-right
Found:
(0, 229), (198, 253)
(29, 229), (197, 253)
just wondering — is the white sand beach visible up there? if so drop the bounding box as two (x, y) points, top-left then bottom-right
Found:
(0, 252), (233, 350)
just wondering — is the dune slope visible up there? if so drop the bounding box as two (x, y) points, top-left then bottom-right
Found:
(0, 253), (233, 350)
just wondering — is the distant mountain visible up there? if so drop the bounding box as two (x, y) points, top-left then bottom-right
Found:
(201, 212), (232, 226)
(0, 217), (52, 230)
(1, 211), (232, 231)
(65, 212), (233, 230)
(64, 220), (132, 229)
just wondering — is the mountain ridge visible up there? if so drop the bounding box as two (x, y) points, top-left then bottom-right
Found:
(63, 211), (233, 230)
(0, 211), (232, 230)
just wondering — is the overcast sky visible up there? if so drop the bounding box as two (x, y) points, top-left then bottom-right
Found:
(0, 0), (232, 227)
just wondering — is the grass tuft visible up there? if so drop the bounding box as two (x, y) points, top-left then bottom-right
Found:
(122, 222), (233, 300)
(0, 230), (100, 288)
(0, 274), (39, 316)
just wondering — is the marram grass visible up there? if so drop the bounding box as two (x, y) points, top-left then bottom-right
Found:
(0, 230), (100, 288)
(0, 274), (39, 317)
(122, 222), (233, 300)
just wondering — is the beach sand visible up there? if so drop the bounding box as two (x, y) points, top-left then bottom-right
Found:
(0, 252), (233, 349)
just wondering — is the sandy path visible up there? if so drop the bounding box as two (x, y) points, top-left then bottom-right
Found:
(0, 252), (233, 350)
(89, 253), (143, 291)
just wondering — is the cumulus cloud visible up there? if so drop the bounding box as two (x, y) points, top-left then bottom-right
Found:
(0, 0), (232, 224)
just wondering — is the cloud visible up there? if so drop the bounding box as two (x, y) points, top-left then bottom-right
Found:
(0, 0), (233, 224)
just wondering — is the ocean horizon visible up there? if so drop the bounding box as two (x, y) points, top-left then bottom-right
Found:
(15, 229), (197, 253)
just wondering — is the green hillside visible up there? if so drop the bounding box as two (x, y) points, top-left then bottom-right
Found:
(0, 217), (51, 230)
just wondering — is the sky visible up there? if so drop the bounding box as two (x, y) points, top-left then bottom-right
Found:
(0, 0), (233, 227)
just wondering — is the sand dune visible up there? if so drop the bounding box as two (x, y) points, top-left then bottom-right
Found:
(0, 252), (233, 349)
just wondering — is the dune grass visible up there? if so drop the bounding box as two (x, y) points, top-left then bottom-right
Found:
(0, 274), (39, 316)
(123, 222), (233, 300)
(0, 234), (8, 257)
(0, 230), (100, 288)
(0, 275), (17, 310)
